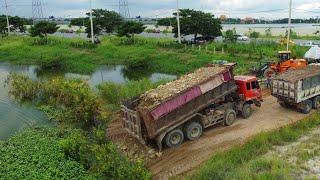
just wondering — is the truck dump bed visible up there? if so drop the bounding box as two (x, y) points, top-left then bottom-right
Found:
(272, 65), (320, 103)
(122, 63), (237, 140)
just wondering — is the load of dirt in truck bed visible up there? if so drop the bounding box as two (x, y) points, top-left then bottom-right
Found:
(138, 65), (228, 111)
(272, 65), (320, 83)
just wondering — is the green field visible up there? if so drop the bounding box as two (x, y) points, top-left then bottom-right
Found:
(0, 36), (309, 75)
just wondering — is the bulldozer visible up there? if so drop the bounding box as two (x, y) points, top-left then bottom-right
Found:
(263, 51), (307, 78)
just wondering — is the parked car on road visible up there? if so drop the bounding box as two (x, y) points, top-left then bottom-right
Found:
(235, 35), (250, 41)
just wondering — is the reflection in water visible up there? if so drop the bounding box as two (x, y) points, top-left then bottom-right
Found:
(0, 63), (177, 139)
(0, 64), (49, 140)
(65, 65), (177, 86)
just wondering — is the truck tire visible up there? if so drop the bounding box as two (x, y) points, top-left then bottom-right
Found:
(184, 122), (203, 141)
(300, 100), (312, 114)
(313, 96), (320, 109)
(164, 129), (184, 148)
(242, 104), (252, 119)
(224, 109), (237, 126)
(279, 101), (289, 108)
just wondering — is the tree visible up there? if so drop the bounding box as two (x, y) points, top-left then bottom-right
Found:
(172, 9), (222, 42)
(84, 9), (123, 37)
(249, 31), (260, 39)
(117, 21), (145, 39)
(0, 15), (26, 35)
(29, 21), (59, 40)
(224, 29), (237, 42)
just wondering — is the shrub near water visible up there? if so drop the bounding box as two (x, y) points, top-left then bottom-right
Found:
(6, 74), (151, 179)
(8, 74), (107, 128)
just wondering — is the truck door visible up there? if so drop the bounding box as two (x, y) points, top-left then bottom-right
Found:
(245, 81), (261, 101)
(250, 81), (261, 100)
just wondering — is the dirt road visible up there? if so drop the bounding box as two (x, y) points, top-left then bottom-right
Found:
(146, 95), (309, 179)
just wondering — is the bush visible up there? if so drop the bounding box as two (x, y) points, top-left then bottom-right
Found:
(249, 31), (260, 39)
(125, 56), (152, 70)
(39, 54), (66, 70)
(7, 74), (109, 128)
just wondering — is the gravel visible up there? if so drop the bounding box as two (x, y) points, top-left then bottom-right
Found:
(272, 65), (320, 83)
(138, 65), (227, 111)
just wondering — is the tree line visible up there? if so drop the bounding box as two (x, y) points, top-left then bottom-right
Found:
(2, 9), (224, 44)
(158, 17), (320, 25)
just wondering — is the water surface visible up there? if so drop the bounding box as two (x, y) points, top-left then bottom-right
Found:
(0, 63), (176, 140)
(0, 65), (49, 140)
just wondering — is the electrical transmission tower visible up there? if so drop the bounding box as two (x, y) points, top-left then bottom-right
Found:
(118, 0), (130, 19)
(32, 0), (44, 23)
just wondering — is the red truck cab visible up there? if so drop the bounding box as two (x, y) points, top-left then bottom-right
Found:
(234, 76), (263, 104)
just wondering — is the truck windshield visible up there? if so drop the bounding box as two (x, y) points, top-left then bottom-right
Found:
(251, 81), (260, 89)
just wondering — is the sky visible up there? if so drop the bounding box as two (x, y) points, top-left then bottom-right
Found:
(1, 0), (320, 19)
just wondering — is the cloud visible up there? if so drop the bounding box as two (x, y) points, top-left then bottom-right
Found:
(296, 2), (320, 11)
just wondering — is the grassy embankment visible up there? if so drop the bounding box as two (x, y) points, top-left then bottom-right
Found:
(192, 112), (320, 179)
(0, 36), (308, 75)
(1, 75), (153, 179)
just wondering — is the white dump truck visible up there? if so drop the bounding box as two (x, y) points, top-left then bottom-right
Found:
(271, 65), (320, 114)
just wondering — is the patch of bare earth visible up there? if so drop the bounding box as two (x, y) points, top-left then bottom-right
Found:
(265, 128), (320, 179)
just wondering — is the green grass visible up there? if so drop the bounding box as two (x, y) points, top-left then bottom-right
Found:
(0, 35), (309, 75)
(0, 128), (92, 179)
(193, 112), (320, 180)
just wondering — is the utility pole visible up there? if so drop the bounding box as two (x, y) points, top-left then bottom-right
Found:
(89, 0), (94, 44)
(286, 0), (292, 51)
(176, 0), (181, 43)
(4, 0), (10, 35)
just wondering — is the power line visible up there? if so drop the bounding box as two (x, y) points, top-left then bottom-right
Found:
(32, 0), (44, 23)
(119, 0), (130, 19)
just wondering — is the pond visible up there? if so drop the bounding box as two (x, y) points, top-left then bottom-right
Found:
(0, 65), (49, 140)
(0, 63), (177, 140)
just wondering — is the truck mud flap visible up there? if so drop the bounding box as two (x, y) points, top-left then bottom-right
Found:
(121, 105), (144, 144)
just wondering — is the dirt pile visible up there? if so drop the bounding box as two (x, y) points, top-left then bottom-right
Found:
(138, 65), (227, 111)
(272, 65), (320, 83)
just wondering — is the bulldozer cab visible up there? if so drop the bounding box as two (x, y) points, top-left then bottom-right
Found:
(278, 51), (291, 62)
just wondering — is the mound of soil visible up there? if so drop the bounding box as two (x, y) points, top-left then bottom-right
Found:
(138, 65), (227, 111)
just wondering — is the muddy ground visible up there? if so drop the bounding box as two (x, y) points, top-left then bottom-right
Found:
(107, 91), (310, 180)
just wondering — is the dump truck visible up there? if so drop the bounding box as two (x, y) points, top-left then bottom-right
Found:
(271, 65), (320, 114)
(122, 64), (263, 150)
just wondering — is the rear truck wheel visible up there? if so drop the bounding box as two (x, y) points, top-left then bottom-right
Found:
(299, 100), (312, 114)
(242, 104), (252, 119)
(264, 68), (276, 79)
(164, 129), (184, 148)
(279, 101), (289, 108)
(184, 122), (203, 141)
(313, 96), (320, 109)
(224, 109), (237, 126)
